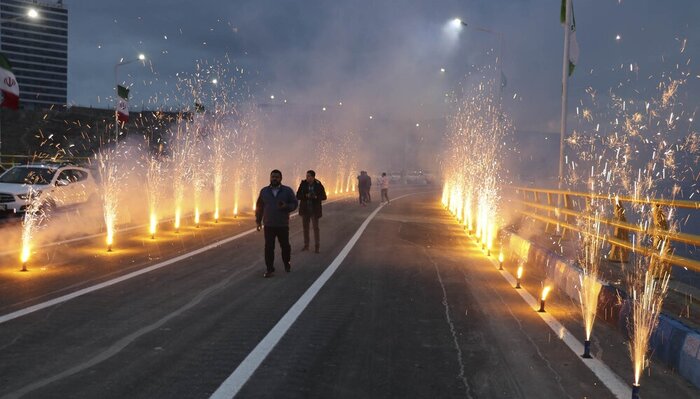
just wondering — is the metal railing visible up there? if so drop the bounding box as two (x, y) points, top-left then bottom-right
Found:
(513, 186), (700, 273)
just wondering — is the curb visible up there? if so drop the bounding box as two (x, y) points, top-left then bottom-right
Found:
(507, 233), (700, 389)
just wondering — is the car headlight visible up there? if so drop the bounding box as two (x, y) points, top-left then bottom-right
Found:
(17, 191), (42, 200)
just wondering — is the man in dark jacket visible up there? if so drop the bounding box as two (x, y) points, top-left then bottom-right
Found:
(358, 171), (371, 206)
(296, 170), (327, 253)
(256, 169), (299, 278)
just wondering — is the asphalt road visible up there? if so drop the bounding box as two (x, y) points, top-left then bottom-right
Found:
(0, 188), (696, 398)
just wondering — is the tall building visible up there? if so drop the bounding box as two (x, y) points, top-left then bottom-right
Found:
(0, 0), (67, 109)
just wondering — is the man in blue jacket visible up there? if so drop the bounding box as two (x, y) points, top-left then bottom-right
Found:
(256, 169), (299, 278)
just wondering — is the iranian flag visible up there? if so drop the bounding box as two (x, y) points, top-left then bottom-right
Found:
(561, 0), (580, 76)
(117, 85), (129, 122)
(0, 53), (19, 109)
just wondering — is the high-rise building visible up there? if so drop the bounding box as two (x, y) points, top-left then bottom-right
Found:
(0, 0), (67, 109)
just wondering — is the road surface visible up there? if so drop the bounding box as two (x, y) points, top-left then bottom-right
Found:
(0, 188), (696, 398)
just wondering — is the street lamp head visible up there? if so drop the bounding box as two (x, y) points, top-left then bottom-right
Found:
(444, 18), (465, 41)
(450, 18), (468, 28)
(27, 8), (39, 19)
(138, 53), (146, 61)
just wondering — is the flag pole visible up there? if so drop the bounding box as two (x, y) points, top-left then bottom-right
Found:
(0, 108), (3, 163)
(0, 108), (3, 167)
(114, 64), (119, 144)
(557, 0), (572, 218)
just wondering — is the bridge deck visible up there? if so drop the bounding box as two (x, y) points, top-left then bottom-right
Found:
(0, 189), (696, 398)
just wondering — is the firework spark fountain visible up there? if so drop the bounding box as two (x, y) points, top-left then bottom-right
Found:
(98, 148), (120, 252)
(146, 153), (162, 239)
(566, 40), (696, 394)
(515, 264), (523, 289)
(572, 196), (606, 358)
(211, 121), (230, 223)
(237, 113), (260, 212)
(441, 79), (512, 251)
(191, 145), (205, 228)
(538, 285), (552, 312)
(171, 122), (192, 233)
(623, 205), (674, 399)
(188, 118), (207, 229)
(20, 187), (45, 271)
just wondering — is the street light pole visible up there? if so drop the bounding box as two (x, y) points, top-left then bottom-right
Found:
(456, 19), (505, 93)
(113, 54), (145, 143)
(559, 0), (572, 189)
(0, 7), (40, 165)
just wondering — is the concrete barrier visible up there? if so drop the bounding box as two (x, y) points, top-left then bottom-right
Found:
(506, 232), (700, 390)
(680, 333), (700, 387)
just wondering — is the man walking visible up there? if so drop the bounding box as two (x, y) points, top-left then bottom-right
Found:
(296, 170), (327, 253)
(379, 172), (390, 204)
(256, 169), (298, 278)
(358, 171), (371, 206)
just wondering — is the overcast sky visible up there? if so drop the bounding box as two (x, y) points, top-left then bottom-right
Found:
(64, 0), (700, 134)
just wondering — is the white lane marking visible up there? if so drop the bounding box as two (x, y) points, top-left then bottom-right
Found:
(209, 192), (417, 399)
(0, 215), (179, 256)
(476, 241), (631, 398)
(0, 228), (256, 325)
(0, 196), (354, 256)
(0, 196), (351, 325)
(1, 259), (262, 399)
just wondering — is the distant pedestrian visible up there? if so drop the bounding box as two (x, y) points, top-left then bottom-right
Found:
(379, 172), (390, 203)
(256, 169), (299, 278)
(367, 172), (373, 203)
(296, 170), (327, 253)
(357, 174), (362, 204)
(358, 171), (371, 206)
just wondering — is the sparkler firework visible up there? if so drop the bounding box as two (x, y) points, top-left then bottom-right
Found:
(97, 148), (120, 252)
(146, 153), (162, 239)
(170, 123), (192, 233)
(442, 79), (512, 251)
(20, 187), (45, 271)
(565, 40), (696, 393)
(209, 118), (231, 222)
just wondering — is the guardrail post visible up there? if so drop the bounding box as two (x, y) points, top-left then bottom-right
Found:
(560, 193), (574, 238)
(608, 200), (630, 263)
(545, 192), (555, 233)
(650, 204), (672, 278)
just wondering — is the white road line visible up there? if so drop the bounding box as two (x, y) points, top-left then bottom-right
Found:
(209, 192), (416, 399)
(476, 240), (631, 398)
(1, 259), (262, 399)
(0, 228), (257, 325)
(0, 196), (351, 325)
(0, 214), (180, 256)
(0, 195), (355, 256)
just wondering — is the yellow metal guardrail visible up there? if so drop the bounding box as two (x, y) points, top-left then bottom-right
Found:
(514, 186), (700, 273)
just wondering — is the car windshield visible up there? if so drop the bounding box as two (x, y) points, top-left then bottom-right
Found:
(0, 167), (55, 185)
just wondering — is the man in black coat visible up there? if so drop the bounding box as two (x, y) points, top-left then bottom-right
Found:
(256, 169), (299, 277)
(358, 171), (371, 206)
(296, 170), (327, 253)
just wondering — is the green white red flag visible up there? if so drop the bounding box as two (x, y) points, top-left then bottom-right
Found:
(0, 53), (19, 109)
(561, 0), (579, 76)
(117, 85), (129, 122)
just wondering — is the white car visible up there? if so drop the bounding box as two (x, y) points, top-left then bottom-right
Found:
(0, 164), (99, 216)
